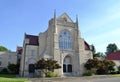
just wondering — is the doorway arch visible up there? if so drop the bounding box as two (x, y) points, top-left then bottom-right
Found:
(63, 55), (72, 73)
(28, 58), (36, 73)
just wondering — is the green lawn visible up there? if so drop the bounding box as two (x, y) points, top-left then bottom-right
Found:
(0, 74), (29, 82)
(0, 74), (16, 78)
(112, 74), (120, 77)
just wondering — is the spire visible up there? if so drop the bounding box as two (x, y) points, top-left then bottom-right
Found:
(76, 15), (79, 30)
(54, 9), (56, 19)
(24, 32), (26, 38)
(76, 15), (78, 25)
(54, 10), (57, 33)
(76, 15), (80, 37)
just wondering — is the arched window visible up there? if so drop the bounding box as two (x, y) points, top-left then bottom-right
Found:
(28, 58), (36, 64)
(63, 55), (72, 73)
(59, 30), (72, 50)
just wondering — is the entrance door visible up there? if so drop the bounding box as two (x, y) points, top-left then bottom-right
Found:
(68, 64), (72, 72)
(63, 56), (72, 73)
(28, 58), (36, 73)
(29, 64), (35, 73)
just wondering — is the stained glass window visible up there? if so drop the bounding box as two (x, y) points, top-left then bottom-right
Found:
(59, 30), (72, 50)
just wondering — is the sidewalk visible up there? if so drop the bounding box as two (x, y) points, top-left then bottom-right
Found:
(29, 75), (117, 82)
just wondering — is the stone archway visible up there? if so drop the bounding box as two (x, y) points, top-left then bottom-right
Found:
(63, 55), (72, 73)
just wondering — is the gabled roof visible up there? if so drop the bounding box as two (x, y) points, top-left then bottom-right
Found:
(17, 46), (23, 54)
(25, 34), (39, 46)
(58, 13), (73, 22)
(106, 51), (120, 60)
(84, 41), (91, 50)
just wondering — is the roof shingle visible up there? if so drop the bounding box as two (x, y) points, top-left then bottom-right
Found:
(106, 51), (120, 60)
(25, 34), (39, 46)
(84, 41), (91, 50)
(17, 46), (23, 54)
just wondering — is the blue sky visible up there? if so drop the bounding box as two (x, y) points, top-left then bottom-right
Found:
(0, 0), (120, 53)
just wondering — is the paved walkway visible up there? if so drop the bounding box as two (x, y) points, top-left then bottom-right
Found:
(29, 75), (117, 82)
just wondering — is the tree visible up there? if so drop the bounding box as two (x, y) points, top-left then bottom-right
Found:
(95, 52), (105, 58)
(84, 58), (100, 70)
(35, 58), (61, 76)
(91, 45), (96, 58)
(103, 60), (115, 73)
(0, 46), (8, 51)
(91, 45), (105, 58)
(91, 45), (96, 54)
(106, 43), (119, 55)
(84, 58), (116, 74)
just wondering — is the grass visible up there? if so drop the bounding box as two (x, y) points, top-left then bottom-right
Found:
(0, 78), (29, 82)
(0, 74), (16, 78)
(112, 74), (120, 77)
(0, 74), (29, 82)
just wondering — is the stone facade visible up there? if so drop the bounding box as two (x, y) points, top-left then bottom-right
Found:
(20, 12), (93, 77)
(0, 52), (17, 71)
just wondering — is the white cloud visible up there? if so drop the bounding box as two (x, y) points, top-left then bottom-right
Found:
(82, 12), (120, 33)
(85, 28), (120, 52)
(86, 28), (120, 42)
(82, 3), (120, 33)
(102, 28), (119, 39)
(81, 2), (120, 52)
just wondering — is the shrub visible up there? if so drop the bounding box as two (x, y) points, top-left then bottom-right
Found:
(83, 71), (93, 76)
(116, 71), (120, 74)
(0, 68), (9, 74)
(8, 64), (17, 74)
(110, 71), (117, 74)
(117, 66), (120, 72)
(46, 72), (58, 77)
(84, 59), (116, 74)
(35, 58), (61, 74)
(96, 68), (106, 75)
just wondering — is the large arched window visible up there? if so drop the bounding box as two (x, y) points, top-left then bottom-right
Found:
(59, 30), (72, 50)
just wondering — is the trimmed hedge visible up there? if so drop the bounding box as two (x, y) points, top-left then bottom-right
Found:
(83, 71), (93, 76)
(0, 68), (9, 74)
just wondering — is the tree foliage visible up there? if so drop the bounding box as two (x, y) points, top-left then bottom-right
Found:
(84, 58), (100, 70)
(106, 43), (119, 55)
(95, 52), (105, 58)
(35, 58), (61, 75)
(0, 46), (8, 51)
(117, 66), (120, 72)
(91, 44), (96, 55)
(91, 45), (105, 58)
(84, 58), (116, 74)
(103, 60), (115, 73)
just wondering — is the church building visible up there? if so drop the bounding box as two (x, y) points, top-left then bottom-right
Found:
(20, 12), (93, 77)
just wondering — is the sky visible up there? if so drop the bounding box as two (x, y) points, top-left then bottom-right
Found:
(0, 0), (120, 53)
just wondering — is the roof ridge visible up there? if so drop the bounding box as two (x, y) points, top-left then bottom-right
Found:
(25, 34), (38, 37)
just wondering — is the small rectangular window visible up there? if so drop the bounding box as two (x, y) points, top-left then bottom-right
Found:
(0, 61), (2, 66)
(63, 64), (66, 72)
(31, 50), (35, 56)
(0, 55), (2, 59)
